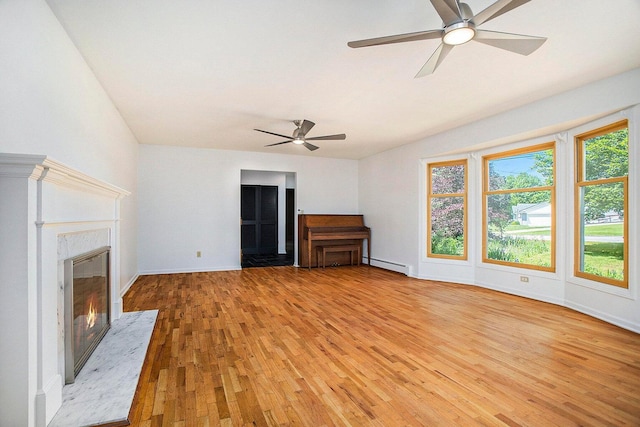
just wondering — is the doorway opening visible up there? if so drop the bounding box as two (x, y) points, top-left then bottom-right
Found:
(240, 170), (296, 268)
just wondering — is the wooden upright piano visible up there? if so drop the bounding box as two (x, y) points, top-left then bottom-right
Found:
(298, 214), (371, 269)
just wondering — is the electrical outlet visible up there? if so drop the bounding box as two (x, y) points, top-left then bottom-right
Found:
(196, 251), (201, 258)
(520, 276), (529, 282)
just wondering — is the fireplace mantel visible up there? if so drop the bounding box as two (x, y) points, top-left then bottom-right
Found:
(0, 154), (129, 198)
(0, 154), (130, 427)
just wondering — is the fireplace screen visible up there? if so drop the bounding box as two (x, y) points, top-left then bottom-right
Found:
(64, 246), (110, 384)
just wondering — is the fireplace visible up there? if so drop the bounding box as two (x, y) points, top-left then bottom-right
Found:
(0, 155), (132, 426)
(63, 246), (111, 384)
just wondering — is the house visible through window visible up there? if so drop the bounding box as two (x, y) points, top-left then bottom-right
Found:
(575, 120), (629, 288)
(427, 160), (467, 259)
(482, 142), (556, 271)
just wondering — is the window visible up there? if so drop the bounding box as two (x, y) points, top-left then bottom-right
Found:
(482, 143), (555, 271)
(575, 120), (628, 288)
(427, 160), (467, 259)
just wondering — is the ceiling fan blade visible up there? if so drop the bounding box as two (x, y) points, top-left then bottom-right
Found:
(429, 0), (463, 26)
(303, 142), (319, 151)
(415, 43), (453, 78)
(254, 128), (294, 139)
(474, 29), (546, 55)
(348, 29), (442, 48)
(265, 140), (293, 147)
(473, 0), (530, 26)
(299, 120), (315, 136)
(306, 134), (347, 141)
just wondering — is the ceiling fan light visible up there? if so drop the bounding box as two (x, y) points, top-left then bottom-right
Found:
(443, 23), (476, 45)
(292, 138), (305, 145)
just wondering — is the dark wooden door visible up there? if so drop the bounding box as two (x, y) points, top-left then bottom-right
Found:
(241, 185), (278, 255)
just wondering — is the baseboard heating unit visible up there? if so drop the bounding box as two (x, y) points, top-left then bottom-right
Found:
(369, 257), (412, 276)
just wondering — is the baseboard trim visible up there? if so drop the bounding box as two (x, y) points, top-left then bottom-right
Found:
(472, 280), (565, 307)
(120, 274), (139, 298)
(416, 272), (475, 286)
(138, 265), (242, 276)
(420, 276), (638, 333)
(565, 300), (640, 334)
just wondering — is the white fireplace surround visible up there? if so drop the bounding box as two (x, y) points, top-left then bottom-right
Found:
(0, 154), (130, 427)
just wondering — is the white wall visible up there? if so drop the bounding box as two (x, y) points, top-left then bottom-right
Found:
(0, 1), (139, 425)
(359, 146), (421, 275)
(0, 0), (139, 293)
(359, 68), (640, 332)
(138, 145), (358, 274)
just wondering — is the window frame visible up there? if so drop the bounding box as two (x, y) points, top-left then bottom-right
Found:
(574, 120), (629, 288)
(482, 142), (556, 272)
(427, 159), (468, 260)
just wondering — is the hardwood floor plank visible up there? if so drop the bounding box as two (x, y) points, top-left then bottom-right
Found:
(125, 267), (640, 426)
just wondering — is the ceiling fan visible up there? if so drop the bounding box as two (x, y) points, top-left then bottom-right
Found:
(255, 120), (346, 151)
(348, 0), (547, 77)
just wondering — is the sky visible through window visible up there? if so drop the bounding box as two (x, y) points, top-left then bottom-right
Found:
(490, 152), (543, 179)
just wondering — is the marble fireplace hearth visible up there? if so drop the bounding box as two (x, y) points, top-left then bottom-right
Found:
(49, 310), (157, 427)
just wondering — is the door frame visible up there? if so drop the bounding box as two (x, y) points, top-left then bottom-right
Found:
(240, 170), (297, 264)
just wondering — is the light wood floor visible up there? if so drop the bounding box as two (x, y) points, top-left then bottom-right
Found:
(123, 266), (640, 426)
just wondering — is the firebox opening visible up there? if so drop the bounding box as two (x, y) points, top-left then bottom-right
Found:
(63, 246), (111, 384)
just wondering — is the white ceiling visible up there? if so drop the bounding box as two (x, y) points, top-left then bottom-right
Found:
(46, 0), (640, 159)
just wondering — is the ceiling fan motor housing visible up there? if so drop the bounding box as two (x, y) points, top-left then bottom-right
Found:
(447, 2), (474, 26)
(442, 3), (476, 45)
